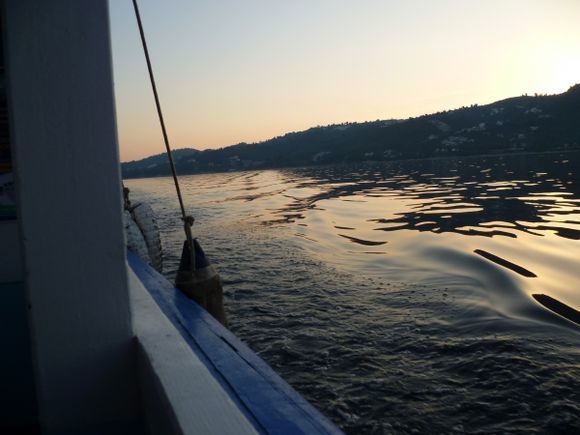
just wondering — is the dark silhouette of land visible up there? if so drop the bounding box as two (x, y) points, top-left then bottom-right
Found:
(122, 84), (580, 178)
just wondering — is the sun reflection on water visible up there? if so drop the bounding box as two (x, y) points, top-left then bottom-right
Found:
(126, 152), (580, 433)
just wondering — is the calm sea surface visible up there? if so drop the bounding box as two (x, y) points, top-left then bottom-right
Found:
(126, 152), (580, 434)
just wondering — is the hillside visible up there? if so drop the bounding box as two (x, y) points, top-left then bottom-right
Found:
(122, 84), (580, 178)
(121, 148), (199, 179)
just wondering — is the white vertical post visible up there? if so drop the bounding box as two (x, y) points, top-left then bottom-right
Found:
(4, 0), (140, 431)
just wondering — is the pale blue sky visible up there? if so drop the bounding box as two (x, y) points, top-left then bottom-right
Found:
(109, 0), (580, 161)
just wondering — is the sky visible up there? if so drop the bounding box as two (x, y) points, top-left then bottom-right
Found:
(109, 0), (580, 162)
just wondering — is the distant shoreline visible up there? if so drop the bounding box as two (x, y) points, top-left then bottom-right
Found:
(122, 85), (580, 179)
(122, 148), (579, 181)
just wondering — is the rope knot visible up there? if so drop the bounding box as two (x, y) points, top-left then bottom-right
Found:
(182, 215), (195, 227)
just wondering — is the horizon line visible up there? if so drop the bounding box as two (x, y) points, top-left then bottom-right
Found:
(120, 82), (579, 163)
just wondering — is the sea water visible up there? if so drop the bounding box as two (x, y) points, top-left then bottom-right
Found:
(126, 152), (580, 434)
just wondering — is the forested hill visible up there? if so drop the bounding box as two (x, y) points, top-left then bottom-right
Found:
(122, 84), (580, 178)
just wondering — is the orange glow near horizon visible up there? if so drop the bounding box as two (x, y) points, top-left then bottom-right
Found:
(110, 0), (580, 162)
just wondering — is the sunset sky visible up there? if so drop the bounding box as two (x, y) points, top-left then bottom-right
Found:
(109, 0), (580, 162)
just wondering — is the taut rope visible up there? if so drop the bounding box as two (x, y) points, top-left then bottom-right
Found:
(132, 0), (195, 268)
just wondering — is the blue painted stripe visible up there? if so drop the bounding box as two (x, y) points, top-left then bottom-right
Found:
(128, 251), (343, 435)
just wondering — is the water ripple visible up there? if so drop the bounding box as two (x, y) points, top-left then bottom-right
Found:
(126, 152), (580, 434)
